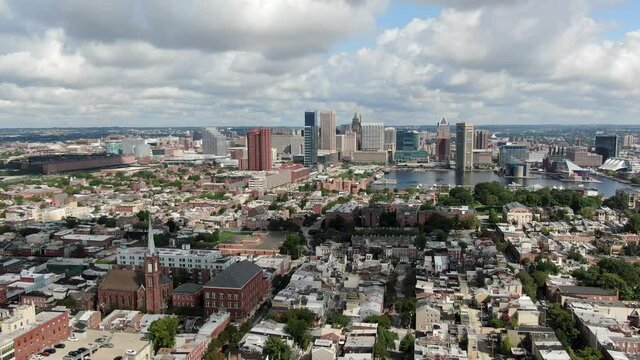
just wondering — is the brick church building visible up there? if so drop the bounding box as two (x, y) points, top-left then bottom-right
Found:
(98, 219), (172, 313)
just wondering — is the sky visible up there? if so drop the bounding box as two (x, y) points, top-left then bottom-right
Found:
(0, 0), (639, 128)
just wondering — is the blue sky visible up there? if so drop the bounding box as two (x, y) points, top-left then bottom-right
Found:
(332, 0), (640, 54)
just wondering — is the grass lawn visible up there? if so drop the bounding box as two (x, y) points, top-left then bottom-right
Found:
(218, 230), (252, 242)
(96, 258), (116, 264)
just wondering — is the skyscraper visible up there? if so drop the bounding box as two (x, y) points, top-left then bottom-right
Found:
(340, 130), (357, 159)
(474, 130), (489, 150)
(396, 129), (420, 151)
(246, 128), (272, 171)
(319, 110), (336, 151)
(361, 122), (385, 151)
(456, 122), (474, 172)
(594, 135), (620, 161)
(351, 113), (363, 150)
(304, 111), (319, 167)
(435, 118), (451, 162)
(384, 127), (397, 151)
(499, 144), (528, 165)
(202, 128), (228, 156)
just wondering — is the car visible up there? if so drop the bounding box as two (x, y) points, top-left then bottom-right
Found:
(113, 357), (122, 360)
(69, 336), (79, 342)
(40, 352), (50, 357)
(54, 344), (66, 349)
(45, 349), (56, 354)
(78, 347), (88, 353)
(68, 351), (78, 357)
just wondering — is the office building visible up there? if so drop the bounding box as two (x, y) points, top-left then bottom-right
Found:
(456, 122), (474, 171)
(567, 148), (603, 167)
(246, 128), (272, 171)
(105, 141), (122, 155)
(435, 118), (451, 162)
(594, 135), (620, 161)
(384, 127), (397, 151)
(474, 130), (489, 150)
(304, 111), (319, 167)
(319, 110), (336, 151)
(499, 144), (528, 166)
(121, 138), (151, 157)
(271, 130), (304, 156)
(623, 134), (635, 147)
(361, 122), (385, 151)
(396, 129), (420, 151)
(202, 128), (228, 156)
(339, 130), (357, 159)
(351, 113), (363, 150)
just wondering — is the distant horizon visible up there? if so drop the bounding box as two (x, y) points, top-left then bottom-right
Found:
(3, 123), (640, 130)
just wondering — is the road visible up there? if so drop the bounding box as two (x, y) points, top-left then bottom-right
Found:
(301, 215), (324, 252)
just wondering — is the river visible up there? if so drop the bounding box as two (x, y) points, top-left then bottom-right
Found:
(374, 169), (633, 197)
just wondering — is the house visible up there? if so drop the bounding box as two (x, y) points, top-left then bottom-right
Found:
(416, 302), (441, 333)
(312, 339), (337, 360)
(503, 202), (533, 229)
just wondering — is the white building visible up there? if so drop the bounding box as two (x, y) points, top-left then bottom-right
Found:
(117, 247), (235, 272)
(361, 123), (384, 151)
(384, 127), (396, 151)
(202, 128), (228, 156)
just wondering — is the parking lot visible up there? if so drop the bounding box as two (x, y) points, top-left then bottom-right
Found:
(44, 330), (151, 360)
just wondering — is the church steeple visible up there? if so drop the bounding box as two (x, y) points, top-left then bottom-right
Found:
(147, 214), (155, 255)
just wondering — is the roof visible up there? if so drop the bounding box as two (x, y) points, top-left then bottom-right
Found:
(556, 286), (617, 296)
(173, 283), (203, 294)
(204, 260), (262, 289)
(99, 269), (144, 292)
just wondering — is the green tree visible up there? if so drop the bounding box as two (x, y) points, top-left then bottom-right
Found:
(263, 336), (292, 360)
(624, 213), (640, 234)
(576, 347), (603, 360)
(399, 333), (415, 358)
(327, 313), (350, 328)
(547, 303), (579, 346)
(148, 317), (179, 351)
(286, 318), (311, 349)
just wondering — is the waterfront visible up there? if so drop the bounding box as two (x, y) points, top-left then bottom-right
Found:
(376, 169), (633, 197)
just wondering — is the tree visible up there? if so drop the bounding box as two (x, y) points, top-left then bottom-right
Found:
(399, 333), (415, 358)
(624, 213), (640, 234)
(280, 233), (305, 259)
(327, 313), (350, 328)
(576, 347), (603, 360)
(499, 336), (513, 356)
(136, 210), (150, 221)
(415, 233), (427, 250)
(148, 317), (179, 351)
(547, 303), (579, 346)
(285, 318), (311, 349)
(263, 336), (292, 360)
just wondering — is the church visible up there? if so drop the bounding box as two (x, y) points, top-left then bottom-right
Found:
(97, 218), (172, 313)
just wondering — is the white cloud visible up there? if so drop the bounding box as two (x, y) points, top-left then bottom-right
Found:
(0, 0), (638, 127)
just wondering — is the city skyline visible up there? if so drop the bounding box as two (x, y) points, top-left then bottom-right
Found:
(0, 1), (639, 128)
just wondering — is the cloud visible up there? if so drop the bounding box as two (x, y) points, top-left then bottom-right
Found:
(0, 0), (638, 127)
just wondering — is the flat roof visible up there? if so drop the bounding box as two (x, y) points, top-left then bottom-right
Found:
(47, 329), (150, 360)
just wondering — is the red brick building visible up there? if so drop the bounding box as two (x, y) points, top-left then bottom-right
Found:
(97, 222), (172, 313)
(0, 305), (70, 360)
(550, 286), (618, 303)
(172, 283), (203, 308)
(246, 128), (272, 171)
(203, 261), (268, 320)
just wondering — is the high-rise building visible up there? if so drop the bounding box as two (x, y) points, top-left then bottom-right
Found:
(436, 118), (451, 162)
(456, 122), (474, 171)
(319, 110), (336, 151)
(202, 128), (228, 156)
(474, 130), (489, 150)
(396, 129), (420, 151)
(271, 130), (304, 156)
(623, 134), (635, 147)
(340, 130), (357, 159)
(351, 113), (363, 150)
(499, 144), (528, 166)
(384, 127), (397, 151)
(304, 111), (319, 167)
(594, 135), (619, 161)
(246, 128), (272, 171)
(567, 148), (603, 167)
(361, 122), (385, 151)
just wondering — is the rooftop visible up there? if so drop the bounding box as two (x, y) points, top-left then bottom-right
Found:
(204, 260), (263, 289)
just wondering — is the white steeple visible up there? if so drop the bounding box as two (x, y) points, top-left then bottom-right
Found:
(148, 214), (155, 255)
